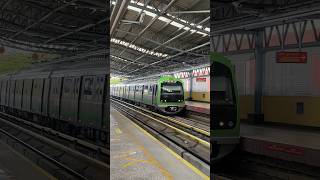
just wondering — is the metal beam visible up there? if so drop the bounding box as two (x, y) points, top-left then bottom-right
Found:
(1, 0), (13, 10)
(168, 10), (210, 14)
(45, 18), (107, 43)
(213, 2), (320, 34)
(110, 0), (130, 36)
(125, 41), (209, 75)
(117, 15), (209, 71)
(127, 2), (208, 35)
(10, 0), (77, 39)
(118, 0), (177, 56)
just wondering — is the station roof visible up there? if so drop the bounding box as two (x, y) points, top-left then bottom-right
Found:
(212, 0), (320, 55)
(110, 0), (210, 79)
(0, 0), (108, 63)
(213, 0), (319, 34)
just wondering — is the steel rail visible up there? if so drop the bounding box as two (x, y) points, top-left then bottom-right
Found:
(0, 119), (89, 180)
(111, 98), (210, 148)
(0, 112), (109, 155)
(112, 97), (210, 137)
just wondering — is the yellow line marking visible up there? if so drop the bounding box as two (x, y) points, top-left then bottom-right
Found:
(131, 122), (210, 180)
(114, 100), (210, 148)
(115, 112), (173, 180)
(115, 128), (122, 134)
(116, 111), (209, 180)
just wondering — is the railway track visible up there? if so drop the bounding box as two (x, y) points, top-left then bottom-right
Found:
(111, 98), (210, 175)
(213, 151), (320, 180)
(0, 112), (109, 180)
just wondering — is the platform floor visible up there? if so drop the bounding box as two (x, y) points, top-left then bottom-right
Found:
(0, 141), (55, 180)
(185, 101), (210, 114)
(110, 107), (208, 180)
(240, 123), (320, 167)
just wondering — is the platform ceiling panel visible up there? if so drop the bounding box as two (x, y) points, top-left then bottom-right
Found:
(111, 0), (210, 79)
(0, 0), (108, 55)
(213, 0), (320, 34)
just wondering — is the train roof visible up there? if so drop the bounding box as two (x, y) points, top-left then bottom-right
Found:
(111, 76), (182, 87)
(210, 52), (232, 68)
(0, 60), (107, 80)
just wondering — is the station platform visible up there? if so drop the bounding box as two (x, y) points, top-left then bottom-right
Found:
(0, 141), (55, 180)
(185, 101), (210, 115)
(240, 122), (320, 167)
(110, 107), (209, 180)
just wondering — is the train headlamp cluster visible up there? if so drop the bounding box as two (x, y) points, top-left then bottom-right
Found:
(219, 120), (235, 127)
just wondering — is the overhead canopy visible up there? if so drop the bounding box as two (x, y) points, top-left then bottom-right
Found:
(110, 0), (210, 78)
(0, 0), (108, 59)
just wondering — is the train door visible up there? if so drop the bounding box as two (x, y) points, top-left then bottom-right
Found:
(152, 84), (157, 105)
(22, 79), (33, 112)
(42, 78), (50, 116)
(48, 77), (62, 119)
(31, 79), (44, 114)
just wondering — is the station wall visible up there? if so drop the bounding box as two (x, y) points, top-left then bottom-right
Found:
(228, 47), (320, 127)
(180, 75), (210, 102)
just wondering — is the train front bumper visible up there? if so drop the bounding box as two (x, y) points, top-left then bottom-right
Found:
(212, 136), (240, 162)
(157, 104), (185, 115)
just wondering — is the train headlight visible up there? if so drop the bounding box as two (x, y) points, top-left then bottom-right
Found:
(228, 121), (234, 127)
(219, 121), (224, 127)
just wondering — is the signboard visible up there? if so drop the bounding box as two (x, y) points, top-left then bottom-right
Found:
(276, 52), (307, 63)
(196, 77), (206, 82)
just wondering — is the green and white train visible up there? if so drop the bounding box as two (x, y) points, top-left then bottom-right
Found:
(212, 52), (240, 162)
(111, 76), (185, 115)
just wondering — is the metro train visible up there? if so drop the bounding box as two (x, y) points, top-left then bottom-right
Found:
(111, 76), (185, 115)
(212, 52), (240, 162)
(0, 65), (108, 142)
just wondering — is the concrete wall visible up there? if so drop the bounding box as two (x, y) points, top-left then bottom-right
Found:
(228, 48), (320, 127)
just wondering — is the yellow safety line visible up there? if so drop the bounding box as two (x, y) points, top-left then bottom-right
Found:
(112, 98), (210, 136)
(113, 100), (210, 148)
(116, 111), (210, 180)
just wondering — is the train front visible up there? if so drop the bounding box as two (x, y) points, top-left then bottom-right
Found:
(157, 77), (185, 115)
(212, 53), (240, 162)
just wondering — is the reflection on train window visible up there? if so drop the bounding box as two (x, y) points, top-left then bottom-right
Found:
(84, 77), (93, 95)
(144, 85), (148, 93)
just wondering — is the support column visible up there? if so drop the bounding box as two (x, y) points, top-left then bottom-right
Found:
(252, 30), (265, 122)
(189, 70), (193, 100)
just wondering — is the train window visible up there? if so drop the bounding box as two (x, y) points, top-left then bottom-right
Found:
(213, 62), (235, 105)
(144, 85), (148, 93)
(83, 77), (93, 95)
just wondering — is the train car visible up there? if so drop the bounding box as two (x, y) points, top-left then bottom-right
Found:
(0, 65), (108, 143)
(211, 52), (240, 162)
(111, 76), (185, 115)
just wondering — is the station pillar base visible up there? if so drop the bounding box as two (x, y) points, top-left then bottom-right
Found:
(248, 113), (264, 123)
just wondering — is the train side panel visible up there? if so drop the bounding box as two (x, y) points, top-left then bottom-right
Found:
(79, 75), (104, 128)
(49, 77), (62, 119)
(60, 77), (80, 123)
(22, 79), (33, 112)
(14, 80), (23, 110)
(31, 79), (44, 114)
(9, 80), (15, 108)
(42, 78), (51, 116)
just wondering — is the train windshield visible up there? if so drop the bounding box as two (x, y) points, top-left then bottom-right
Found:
(160, 82), (184, 102)
(212, 62), (235, 105)
(161, 83), (183, 94)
